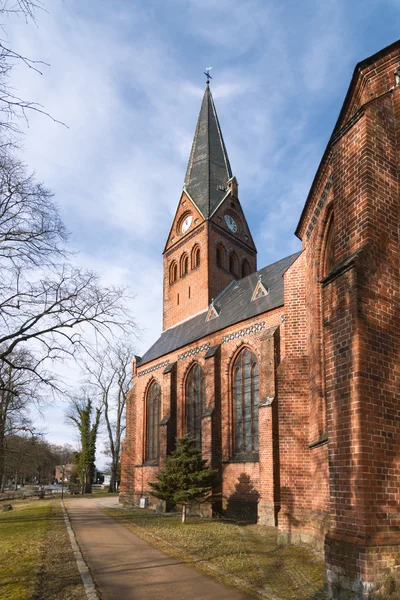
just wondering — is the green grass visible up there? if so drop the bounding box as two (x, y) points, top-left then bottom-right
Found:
(0, 499), (86, 600)
(103, 507), (327, 600)
(90, 489), (119, 498)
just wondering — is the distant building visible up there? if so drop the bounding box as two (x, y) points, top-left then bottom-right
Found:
(55, 464), (74, 482)
(121, 42), (400, 599)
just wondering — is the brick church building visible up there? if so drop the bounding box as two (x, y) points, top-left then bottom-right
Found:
(121, 42), (400, 599)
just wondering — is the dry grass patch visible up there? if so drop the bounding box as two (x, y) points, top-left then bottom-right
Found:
(0, 499), (86, 600)
(103, 507), (327, 600)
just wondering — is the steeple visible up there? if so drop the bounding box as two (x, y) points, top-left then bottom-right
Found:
(184, 82), (233, 218)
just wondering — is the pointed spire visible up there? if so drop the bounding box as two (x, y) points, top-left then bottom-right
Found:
(184, 83), (233, 218)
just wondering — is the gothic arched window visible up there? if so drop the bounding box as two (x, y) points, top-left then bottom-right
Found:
(216, 244), (226, 269)
(229, 252), (238, 277)
(191, 245), (200, 270)
(186, 363), (205, 449)
(323, 215), (335, 277)
(146, 381), (161, 461)
(180, 253), (189, 277)
(232, 349), (259, 456)
(241, 259), (251, 278)
(169, 261), (177, 284)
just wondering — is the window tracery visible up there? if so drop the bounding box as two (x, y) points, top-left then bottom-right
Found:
(186, 363), (205, 449)
(146, 380), (161, 462)
(180, 253), (189, 277)
(232, 349), (259, 457)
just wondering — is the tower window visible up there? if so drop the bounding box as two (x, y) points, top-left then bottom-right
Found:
(191, 245), (200, 269)
(232, 349), (259, 456)
(180, 253), (189, 277)
(241, 259), (251, 278)
(169, 261), (178, 284)
(186, 363), (205, 449)
(146, 380), (161, 462)
(216, 244), (226, 269)
(229, 252), (238, 277)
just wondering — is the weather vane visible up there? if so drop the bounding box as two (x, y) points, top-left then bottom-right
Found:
(204, 66), (213, 84)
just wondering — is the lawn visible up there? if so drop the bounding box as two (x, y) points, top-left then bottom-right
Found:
(103, 507), (327, 600)
(0, 499), (86, 600)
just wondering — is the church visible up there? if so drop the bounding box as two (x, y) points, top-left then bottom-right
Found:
(121, 41), (400, 600)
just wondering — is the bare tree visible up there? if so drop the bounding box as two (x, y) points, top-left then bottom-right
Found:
(84, 342), (133, 492)
(0, 347), (39, 490)
(0, 154), (67, 266)
(0, 0), (66, 145)
(0, 152), (137, 387)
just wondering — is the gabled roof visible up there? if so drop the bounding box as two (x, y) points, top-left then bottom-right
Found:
(139, 252), (301, 367)
(184, 82), (233, 218)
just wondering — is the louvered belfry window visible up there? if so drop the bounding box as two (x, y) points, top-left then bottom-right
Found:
(146, 381), (161, 461)
(233, 349), (259, 455)
(186, 364), (205, 449)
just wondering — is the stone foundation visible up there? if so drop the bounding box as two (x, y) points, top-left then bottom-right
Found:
(325, 537), (400, 600)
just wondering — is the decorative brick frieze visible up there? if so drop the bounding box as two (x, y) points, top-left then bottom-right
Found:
(221, 321), (266, 343)
(177, 343), (210, 361)
(137, 360), (170, 377)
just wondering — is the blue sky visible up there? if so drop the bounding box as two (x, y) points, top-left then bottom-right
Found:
(8, 0), (400, 456)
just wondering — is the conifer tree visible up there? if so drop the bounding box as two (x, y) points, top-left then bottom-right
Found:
(149, 435), (218, 523)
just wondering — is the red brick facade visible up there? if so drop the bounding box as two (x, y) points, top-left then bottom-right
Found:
(121, 43), (400, 599)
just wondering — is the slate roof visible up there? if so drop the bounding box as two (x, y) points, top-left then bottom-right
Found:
(139, 252), (301, 367)
(184, 82), (233, 218)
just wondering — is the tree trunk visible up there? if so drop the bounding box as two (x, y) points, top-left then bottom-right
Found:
(108, 452), (118, 492)
(182, 504), (187, 524)
(0, 420), (5, 493)
(85, 469), (92, 494)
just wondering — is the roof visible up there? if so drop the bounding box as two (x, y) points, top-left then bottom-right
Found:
(184, 82), (233, 218)
(139, 252), (301, 367)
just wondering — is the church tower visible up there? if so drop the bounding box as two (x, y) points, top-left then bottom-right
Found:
(163, 81), (257, 330)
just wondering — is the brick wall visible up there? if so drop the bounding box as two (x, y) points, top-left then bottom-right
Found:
(297, 46), (400, 597)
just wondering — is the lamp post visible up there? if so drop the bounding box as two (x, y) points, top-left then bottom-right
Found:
(61, 464), (65, 501)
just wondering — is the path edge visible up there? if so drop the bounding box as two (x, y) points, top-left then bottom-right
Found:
(61, 500), (99, 600)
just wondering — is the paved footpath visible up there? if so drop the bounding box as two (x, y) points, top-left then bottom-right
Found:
(66, 497), (251, 600)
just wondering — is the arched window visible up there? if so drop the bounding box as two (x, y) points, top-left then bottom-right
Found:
(216, 244), (226, 269)
(146, 381), (161, 461)
(191, 245), (200, 270)
(241, 259), (250, 278)
(169, 261), (177, 284)
(186, 363), (205, 449)
(180, 253), (189, 277)
(323, 215), (335, 277)
(232, 349), (259, 456)
(229, 252), (238, 277)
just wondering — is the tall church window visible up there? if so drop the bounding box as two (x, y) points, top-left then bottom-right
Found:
(146, 381), (161, 461)
(232, 349), (259, 456)
(323, 215), (335, 277)
(229, 252), (238, 277)
(191, 245), (200, 269)
(180, 253), (189, 277)
(241, 259), (250, 278)
(216, 244), (226, 269)
(169, 261), (177, 284)
(186, 363), (205, 449)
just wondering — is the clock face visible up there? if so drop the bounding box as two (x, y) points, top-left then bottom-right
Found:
(224, 215), (237, 233)
(181, 215), (192, 234)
